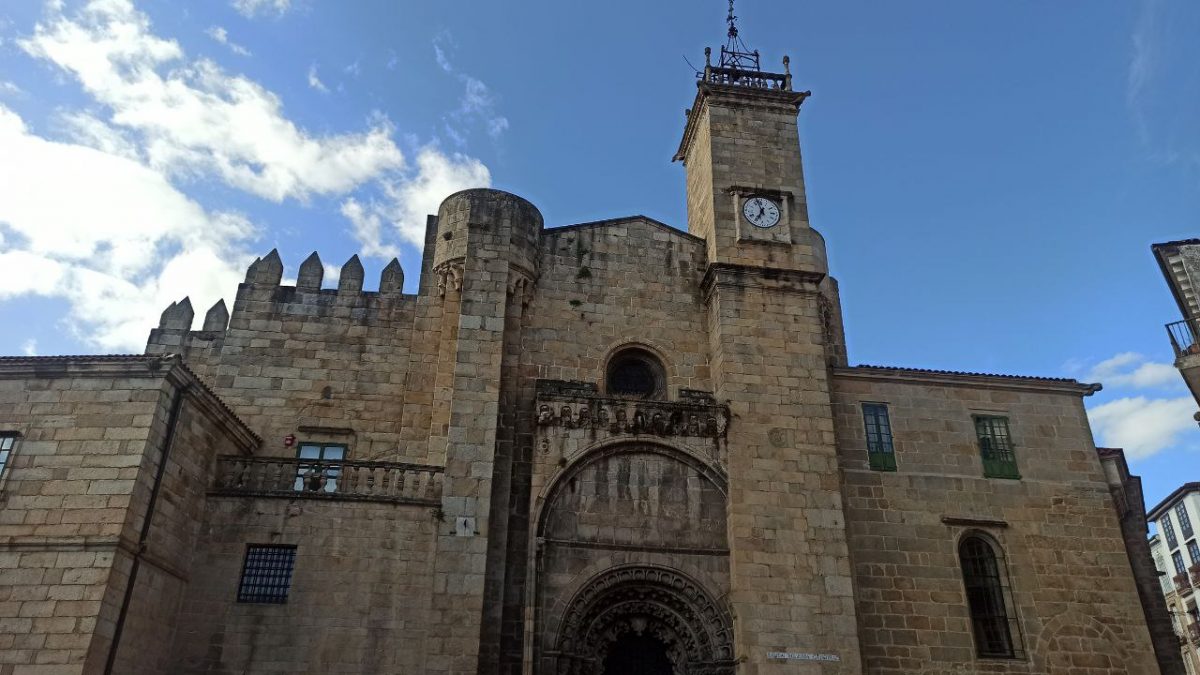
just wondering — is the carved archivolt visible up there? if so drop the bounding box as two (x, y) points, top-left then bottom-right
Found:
(553, 565), (735, 675)
(507, 269), (536, 305)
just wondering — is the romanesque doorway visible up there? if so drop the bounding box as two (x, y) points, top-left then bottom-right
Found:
(603, 633), (673, 675)
(550, 565), (735, 675)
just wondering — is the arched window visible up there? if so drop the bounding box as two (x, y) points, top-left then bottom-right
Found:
(959, 535), (1022, 659)
(605, 347), (666, 399)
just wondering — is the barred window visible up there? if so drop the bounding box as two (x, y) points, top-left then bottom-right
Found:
(1173, 550), (1187, 576)
(1163, 513), (1179, 549)
(237, 545), (297, 604)
(861, 403), (896, 471)
(959, 535), (1022, 659)
(0, 433), (16, 478)
(974, 416), (1019, 479)
(293, 443), (345, 494)
(1177, 503), (1194, 539)
(1188, 540), (1200, 566)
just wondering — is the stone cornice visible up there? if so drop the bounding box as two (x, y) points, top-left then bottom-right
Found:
(832, 365), (1102, 397)
(700, 263), (825, 303)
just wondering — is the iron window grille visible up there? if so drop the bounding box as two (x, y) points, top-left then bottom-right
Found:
(974, 416), (1019, 480)
(237, 545), (297, 604)
(1178, 503), (1195, 540)
(0, 433), (16, 479)
(861, 403), (896, 471)
(1174, 551), (1188, 576)
(959, 536), (1022, 659)
(293, 443), (346, 494)
(1164, 513), (1179, 550)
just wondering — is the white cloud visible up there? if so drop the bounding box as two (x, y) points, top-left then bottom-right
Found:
(20, 1), (403, 202)
(205, 26), (251, 57)
(432, 33), (508, 142)
(340, 147), (490, 254)
(307, 63), (329, 93)
(1086, 352), (1182, 390)
(231, 0), (291, 18)
(323, 263), (340, 286)
(20, 339), (37, 356)
(340, 198), (400, 259)
(0, 104), (255, 351)
(0, 81), (24, 97)
(1089, 395), (1198, 459)
(2, 0), (499, 350)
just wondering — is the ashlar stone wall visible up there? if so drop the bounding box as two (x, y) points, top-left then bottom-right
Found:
(830, 367), (1160, 674)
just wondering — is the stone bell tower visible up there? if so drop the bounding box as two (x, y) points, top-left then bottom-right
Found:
(679, 5), (863, 672)
(675, 11), (825, 275)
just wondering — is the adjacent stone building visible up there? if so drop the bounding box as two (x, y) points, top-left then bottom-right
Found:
(0, 28), (1175, 675)
(1149, 485), (1200, 673)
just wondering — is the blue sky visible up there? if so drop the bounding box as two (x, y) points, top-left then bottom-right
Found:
(0, 0), (1197, 507)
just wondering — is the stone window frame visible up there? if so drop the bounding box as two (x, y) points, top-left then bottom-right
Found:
(956, 530), (1026, 661)
(602, 344), (670, 400)
(236, 544), (298, 604)
(0, 431), (20, 492)
(860, 402), (896, 471)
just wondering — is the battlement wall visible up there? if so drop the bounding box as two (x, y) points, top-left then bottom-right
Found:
(146, 249), (440, 464)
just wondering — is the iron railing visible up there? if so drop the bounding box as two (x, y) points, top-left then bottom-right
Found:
(213, 455), (443, 505)
(1166, 318), (1200, 358)
(1191, 563), (1200, 587)
(1174, 572), (1193, 594)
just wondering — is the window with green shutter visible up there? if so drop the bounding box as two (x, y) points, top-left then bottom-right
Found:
(974, 416), (1019, 479)
(862, 403), (896, 471)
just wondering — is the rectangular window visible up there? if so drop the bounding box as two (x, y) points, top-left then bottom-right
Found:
(974, 416), (1019, 479)
(1164, 513), (1179, 549)
(861, 403), (896, 471)
(237, 545), (297, 604)
(0, 433), (16, 478)
(293, 442), (345, 494)
(1174, 550), (1187, 576)
(1188, 540), (1200, 566)
(1178, 503), (1195, 539)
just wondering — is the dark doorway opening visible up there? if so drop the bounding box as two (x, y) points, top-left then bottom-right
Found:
(603, 632), (673, 675)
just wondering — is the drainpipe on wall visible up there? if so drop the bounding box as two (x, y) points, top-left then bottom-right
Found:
(103, 366), (189, 675)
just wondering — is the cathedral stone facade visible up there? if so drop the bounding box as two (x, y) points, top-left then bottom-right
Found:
(0, 37), (1173, 675)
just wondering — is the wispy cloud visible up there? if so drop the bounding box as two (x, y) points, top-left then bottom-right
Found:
(1086, 352), (1182, 390)
(433, 32), (509, 142)
(21, 339), (37, 356)
(1089, 395), (1197, 459)
(0, 81), (24, 98)
(307, 63), (329, 93)
(231, 0), (291, 19)
(1, 0), (493, 349)
(206, 26), (251, 57)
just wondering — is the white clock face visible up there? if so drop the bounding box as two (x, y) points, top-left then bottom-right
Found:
(742, 196), (781, 229)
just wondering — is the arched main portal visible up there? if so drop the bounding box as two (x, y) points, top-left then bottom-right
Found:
(552, 566), (735, 675)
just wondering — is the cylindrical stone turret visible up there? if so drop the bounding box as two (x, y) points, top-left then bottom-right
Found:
(432, 188), (542, 281)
